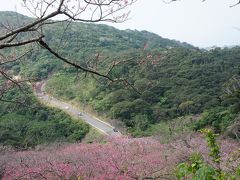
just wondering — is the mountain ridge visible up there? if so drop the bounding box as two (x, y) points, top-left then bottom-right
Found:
(0, 11), (194, 50)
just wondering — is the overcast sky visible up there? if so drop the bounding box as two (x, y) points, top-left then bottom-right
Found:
(1, 0), (240, 48)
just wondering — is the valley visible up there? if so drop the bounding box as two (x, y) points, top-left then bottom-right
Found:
(0, 9), (240, 179)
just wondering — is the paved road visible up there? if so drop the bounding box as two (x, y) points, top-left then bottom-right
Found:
(34, 82), (121, 136)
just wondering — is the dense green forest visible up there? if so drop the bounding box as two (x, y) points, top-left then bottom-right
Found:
(46, 47), (240, 135)
(0, 84), (89, 148)
(1, 11), (240, 142)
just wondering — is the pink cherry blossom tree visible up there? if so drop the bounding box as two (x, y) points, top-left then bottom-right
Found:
(1, 135), (239, 179)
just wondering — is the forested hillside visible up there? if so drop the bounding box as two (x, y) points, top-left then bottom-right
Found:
(1, 11), (240, 140)
(0, 11), (193, 80)
(0, 85), (89, 148)
(46, 47), (240, 135)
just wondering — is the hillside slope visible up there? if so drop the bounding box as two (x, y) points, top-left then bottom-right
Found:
(1, 11), (240, 137)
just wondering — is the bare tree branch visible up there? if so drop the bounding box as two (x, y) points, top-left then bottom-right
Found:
(0, 0), (137, 99)
(0, 36), (44, 49)
(0, 48), (33, 65)
(230, 0), (240, 7)
(38, 39), (114, 81)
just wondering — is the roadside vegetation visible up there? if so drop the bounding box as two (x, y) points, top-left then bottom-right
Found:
(0, 85), (89, 149)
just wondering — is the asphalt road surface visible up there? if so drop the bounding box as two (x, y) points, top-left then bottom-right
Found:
(34, 82), (121, 136)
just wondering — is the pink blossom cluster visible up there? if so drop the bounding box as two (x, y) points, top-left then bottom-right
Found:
(0, 135), (239, 179)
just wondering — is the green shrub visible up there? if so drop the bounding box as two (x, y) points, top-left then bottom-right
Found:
(193, 108), (236, 133)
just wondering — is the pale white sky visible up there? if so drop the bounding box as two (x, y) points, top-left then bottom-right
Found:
(1, 0), (240, 48)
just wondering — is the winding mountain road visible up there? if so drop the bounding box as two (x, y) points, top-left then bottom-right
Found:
(34, 82), (121, 136)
